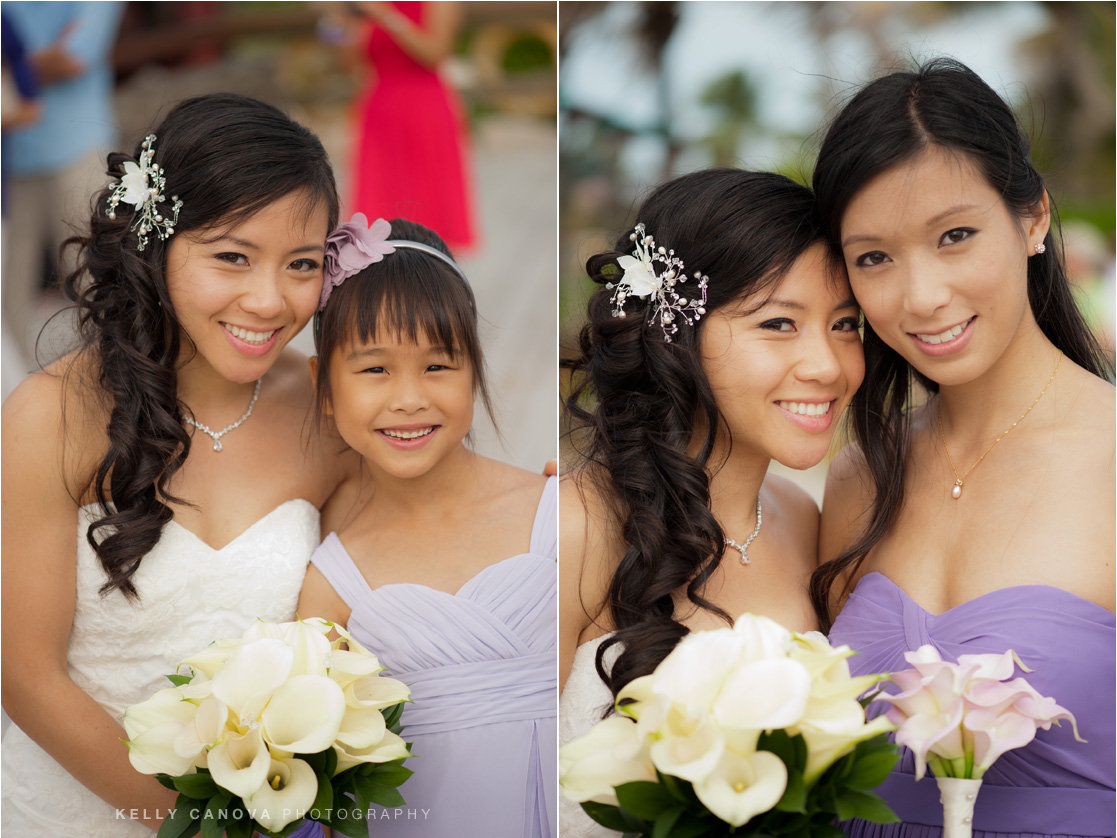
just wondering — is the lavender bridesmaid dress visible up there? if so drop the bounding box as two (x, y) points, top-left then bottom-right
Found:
(829, 572), (1115, 838)
(306, 476), (557, 838)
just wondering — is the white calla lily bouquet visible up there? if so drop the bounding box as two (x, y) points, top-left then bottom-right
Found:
(123, 617), (412, 838)
(560, 614), (900, 837)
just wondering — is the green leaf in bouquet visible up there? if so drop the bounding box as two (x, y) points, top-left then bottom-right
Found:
(155, 773), (179, 791)
(651, 804), (685, 838)
(172, 771), (219, 799)
(666, 813), (719, 838)
(834, 789), (900, 824)
(365, 761), (414, 787)
(654, 770), (697, 805)
(382, 701), (406, 731)
(224, 813), (255, 838)
(844, 749), (899, 790)
(310, 766), (334, 815)
(806, 822), (849, 838)
(580, 801), (635, 832)
(364, 781), (407, 808)
(615, 780), (675, 821)
(774, 767), (806, 813)
(157, 795), (202, 838)
(199, 790), (233, 838)
(165, 673), (193, 687)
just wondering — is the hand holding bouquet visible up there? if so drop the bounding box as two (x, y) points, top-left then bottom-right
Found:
(124, 617), (412, 838)
(560, 614), (900, 837)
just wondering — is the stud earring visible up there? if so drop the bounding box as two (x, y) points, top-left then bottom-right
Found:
(1034, 242), (1046, 254)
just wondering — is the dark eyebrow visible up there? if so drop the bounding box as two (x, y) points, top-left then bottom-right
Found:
(753, 297), (858, 314)
(218, 236), (324, 254)
(842, 203), (986, 249)
(345, 344), (457, 361)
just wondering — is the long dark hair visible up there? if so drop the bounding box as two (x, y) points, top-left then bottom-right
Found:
(63, 93), (339, 599)
(312, 218), (494, 426)
(564, 168), (830, 698)
(809, 58), (1111, 629)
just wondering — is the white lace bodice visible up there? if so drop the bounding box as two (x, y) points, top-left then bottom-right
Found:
(2, 499), (320, 836)
(559, 633), (622, 838)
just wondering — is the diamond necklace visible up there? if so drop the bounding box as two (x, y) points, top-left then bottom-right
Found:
(183, 378), (261, 452)
(724, 495), (762, 565)
(937, 351), (1062, 499)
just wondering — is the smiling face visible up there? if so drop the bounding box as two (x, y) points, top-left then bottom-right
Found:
(839, 147), (1049, 387)
(700, 243), (864, 470)
(324, 329), (475, 482)
(165, 189), (330, 384)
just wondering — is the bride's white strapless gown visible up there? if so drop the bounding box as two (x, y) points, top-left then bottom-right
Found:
(1, 500), (320, 836)
(559, 633), (623, 838)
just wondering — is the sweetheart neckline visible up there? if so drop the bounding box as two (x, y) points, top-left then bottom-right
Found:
(81, 498), (319, 553)
(857, 571), (1116, 622)
(327, 535), (553, 600)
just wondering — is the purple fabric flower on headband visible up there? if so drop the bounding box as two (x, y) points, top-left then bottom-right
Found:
(319, 213), (395, 310)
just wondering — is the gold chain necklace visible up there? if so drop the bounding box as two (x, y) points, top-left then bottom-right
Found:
(937, 351), (1062, 500)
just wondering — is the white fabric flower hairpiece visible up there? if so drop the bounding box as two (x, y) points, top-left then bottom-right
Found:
(106, 134), (183, 252)
(608, 223), (709, 342)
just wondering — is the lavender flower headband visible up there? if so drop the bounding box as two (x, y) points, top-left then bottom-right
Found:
(318, 213), (469, 310)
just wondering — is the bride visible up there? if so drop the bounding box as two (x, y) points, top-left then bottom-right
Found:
(558, 168), (864, 835)
(0, 94), (348, 836)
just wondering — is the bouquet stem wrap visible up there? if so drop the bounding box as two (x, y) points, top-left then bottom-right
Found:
(936, 776), (981, 838)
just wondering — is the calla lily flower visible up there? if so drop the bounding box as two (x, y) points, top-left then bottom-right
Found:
(559, 716), (655, 806)
(173, 695), (228, 759)
(334, 729), (412, 773)
(344, 673), (412, 712)
(693, 749), (787, 827)
(126, 721), (199, 776)
(882, 645), (1083, 781)
(260, 675), (346, 753)
(648, 712), (726, 783)
(207, 726), (272, 799)
(242, 757), (319, 832)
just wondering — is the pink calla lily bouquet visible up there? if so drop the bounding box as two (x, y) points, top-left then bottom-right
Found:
(880, 645), (1084, 837)
(123, 617), (413, 838)
(559, 614), (901, 837)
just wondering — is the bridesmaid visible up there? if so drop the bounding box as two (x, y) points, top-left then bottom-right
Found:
(812, 59), (1115, 836)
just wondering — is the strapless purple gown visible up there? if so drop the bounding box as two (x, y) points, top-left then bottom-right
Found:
(301, 477), (557, 838)
(829, 572), (1115, 838)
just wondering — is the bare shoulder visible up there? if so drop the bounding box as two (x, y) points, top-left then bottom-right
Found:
(559, 467), (622, 632)
(4, 350), (105, 496)
(763, 473), (820, 567)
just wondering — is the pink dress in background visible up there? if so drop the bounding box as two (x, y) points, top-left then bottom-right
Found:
(350, 1), (477, 252)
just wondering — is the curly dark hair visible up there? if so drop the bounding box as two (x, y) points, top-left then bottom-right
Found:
(809, 58), (1112, 630)
(62, 93), (339, 599)
(311, 218), (494, 429)
(563, 168), (832, 699)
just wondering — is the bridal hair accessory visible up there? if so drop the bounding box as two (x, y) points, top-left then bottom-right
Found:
(937, 351), (1062, 499)
(1034, 242), (1046, 254)
(183, 378), (261, 452)
(319, 213), (470, 310)
(106, 134), (183, 252)
(607, 223), (709, 342)
(724, 495), (762, 565)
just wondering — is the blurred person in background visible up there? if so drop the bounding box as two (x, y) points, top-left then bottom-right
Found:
(1062, 219), (1116, 371)
(1, 1), (124, 363)
(322, 1), (478, 253)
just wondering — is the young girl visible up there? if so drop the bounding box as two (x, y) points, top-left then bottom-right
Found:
(0, 93), (346, 836)
(812, 59), (1115, 836)
(297, 215), (556, 837)
(559, 169), (865, 837)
